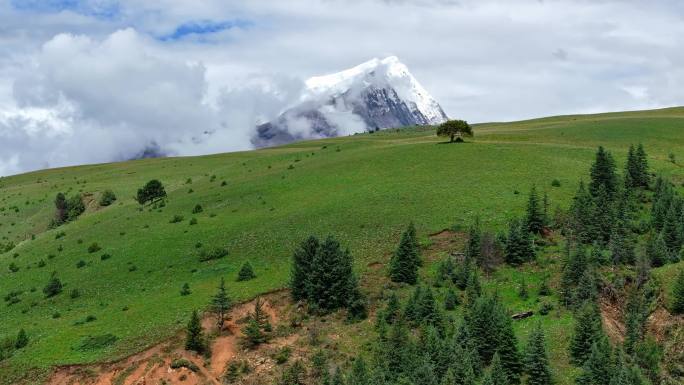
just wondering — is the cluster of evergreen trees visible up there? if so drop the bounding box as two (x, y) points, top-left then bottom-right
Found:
(291, 235), (366, 319)
(649, 176), (684, 265)
(328, 285), (553, 385)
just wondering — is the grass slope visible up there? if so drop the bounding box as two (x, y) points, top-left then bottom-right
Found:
(1, 107), (684, 382)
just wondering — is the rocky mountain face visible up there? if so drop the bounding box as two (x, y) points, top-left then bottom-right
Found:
(252, 56), (448, 147)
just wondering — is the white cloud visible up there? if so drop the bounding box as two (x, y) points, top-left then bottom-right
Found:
(3, 0), (684, 175)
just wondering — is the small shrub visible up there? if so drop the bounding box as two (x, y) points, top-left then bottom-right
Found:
(539, 302), (554, 315)
(70, 289), (80, 299)
(221, 181), (227, 186)
(171, 358), (199, 372)
(180, 283), (191, 296)
(273, 346), (291, 364)
(100, 253), (111, 261)
(192, 204), (203, 214)
(551, 179), (561, 187)
(87, 243), (101, 253)
(43, 274), (63, 298)
(128, 265), (137, 272)
(189, 218), (198, 225)
(52, 312), (61, 319)
(169, 215), (184, 224)
(237, 262), (256, 281)
(198, 247), (229, 262)
(37, 260), (46, 268)
(8, 263), (19, 273)
(76, 260), (86, 268)
(99, 190), (117, 206)
(55, 231), (66, 239)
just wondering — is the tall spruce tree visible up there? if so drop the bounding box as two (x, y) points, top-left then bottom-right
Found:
(482, 352), (509, 385)
(524, 324), (553, 385)
(291, 235), (319, 301)
(571, 182), (595, 244)
(635, 144), (649, 188)
(672, 269), (684, 314)
(210, 277), (231, 330)
(307, 236), (359, 312)
(185, 309), (205, 353)
(592, 186), (615, 245)
(575, 337), (612, 385)
(662, 201), (682, 256)
(390, 225), (420, 284)
(526, 186), (545, 234)
(505, 220), (534, 265)
(569, 303), (604, 365)
(495, 306), (523, 384)
(645, 232), (668, 268)
(589, 146), (618, 200)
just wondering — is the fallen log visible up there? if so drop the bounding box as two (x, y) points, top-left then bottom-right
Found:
(511, 311), (534, 320)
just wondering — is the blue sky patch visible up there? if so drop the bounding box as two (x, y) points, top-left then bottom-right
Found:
(159, 19), (252, 41)
(11, 0), (120, 19)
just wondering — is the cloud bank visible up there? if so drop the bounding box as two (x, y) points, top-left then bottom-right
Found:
(2, 0), (684, 175)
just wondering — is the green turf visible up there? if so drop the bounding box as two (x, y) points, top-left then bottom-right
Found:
(1, 106), (684, 383)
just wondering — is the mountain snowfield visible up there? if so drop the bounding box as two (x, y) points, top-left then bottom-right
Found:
(253, 56), (448, 147)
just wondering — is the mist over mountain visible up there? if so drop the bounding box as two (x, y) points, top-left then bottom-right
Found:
(253, 56), (448, 147)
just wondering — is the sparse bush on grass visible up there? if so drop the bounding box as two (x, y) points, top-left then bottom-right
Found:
(189, 218), (197, 225)
(99, 190), (117, 206)
(87, 243), (101, 253)
(198, 247), (229, 262)
(192, 204), (203, 214)
(55, 231), (66, 239)
(77, 334), (117, 351)
(37, 260), (46, 267)
(551, 179), (561, 187)
(70, 289), (80, 299)
(8, 262), (19, 273)
(221, 180), (227, 186)
(180, 283), (191, 296)
(136, 180), (166, 206)
(76, 260), (86, 268)
(539, 302), (553, 315)
(274, 346), (291, 364)
(100, 253), (111, 261)
(169, 215), (184, 223)
(43, 273), (63, 298)
(170, 358), (199, 372)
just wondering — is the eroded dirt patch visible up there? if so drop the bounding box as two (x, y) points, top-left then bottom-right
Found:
(46, 290), (298, 385)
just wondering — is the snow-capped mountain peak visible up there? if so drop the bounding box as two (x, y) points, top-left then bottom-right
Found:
(304, 56), (447, 125)
(252, 56), (448, 147)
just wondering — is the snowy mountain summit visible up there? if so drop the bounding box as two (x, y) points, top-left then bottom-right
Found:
(253, 56), (448, 147)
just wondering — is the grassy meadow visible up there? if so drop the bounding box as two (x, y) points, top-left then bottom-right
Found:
(1, 107), (684, 383)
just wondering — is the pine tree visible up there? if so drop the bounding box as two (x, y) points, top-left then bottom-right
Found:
(440, 368), (456, 385)
(390, 227), (419, 284)
(237, 261), (256, 281)
(651, 179), (673, 232)
(574, 269), (597, 305)
(185, 309), (205, 353)
(560, 247), (586, 308)
(444, 287), (459, 310)
(635, 144), (649, 188)
(407, 222), (421, 266)
(576, 337), (612, 385)
(455, 254), (473, 290)
(662, 201), (682, 256)
(569, 303), (604, 365)
(180, 282), (191, 296)
(495, 306), (523, 384)
(210, 277), (231, 330)
(624, 145), (640, 189)
(308, 236), (358, 312)
(413, 354), (438, 385)
(623, 290), (647, 355)
(384, 292), (402, 324)
(464, 271), (482, 307)
(505, 221), (534, 265)
(592, 186), (615, 245)
(526, 186), (545, 234)
(404, 286), (422, 324)
(14, 329), (28, 349)
(291, 235), (319, 301)
(467, 217), (482, 261)
(672, 269), (684, 314)
(418, 287), (441, 326)
(43, 272), (63, 298)
(383, 319), (413, 381)
(524, 324), (553, 385)
(349, 357), (369, 385)
(482, 352), (509, 385)
(589, 146), (618, 200)
(645, 232), (668, 268)
(571, 182), (595, 244)
(609, 352), (647, 385)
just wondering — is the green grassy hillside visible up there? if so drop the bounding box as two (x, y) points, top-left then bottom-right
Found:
(1, 107), (684, 382)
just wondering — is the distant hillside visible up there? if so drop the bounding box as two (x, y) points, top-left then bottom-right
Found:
(1, 107), (683, 384)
